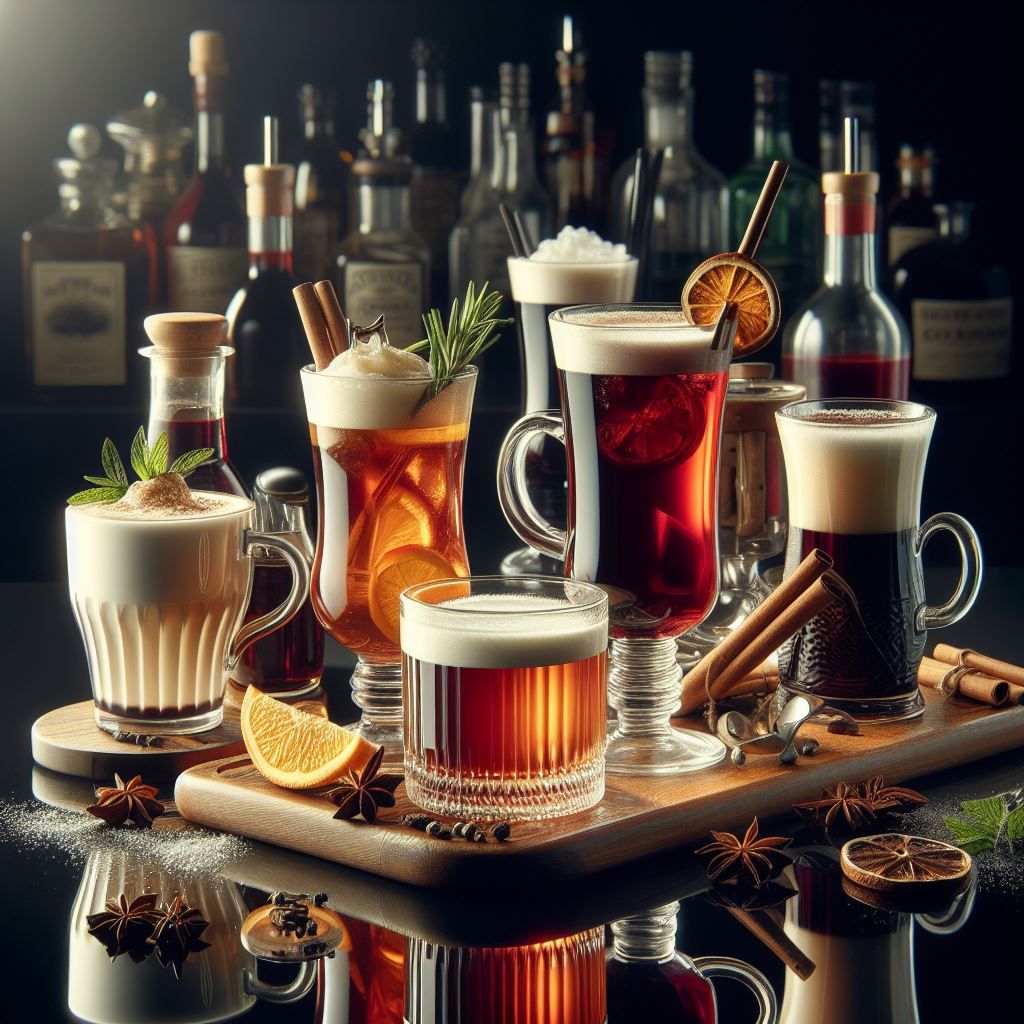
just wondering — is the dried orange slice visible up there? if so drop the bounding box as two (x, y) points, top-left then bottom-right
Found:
(840, 833), (972, 894)
(241, 686), (377, 790)
(368, 545), (461, 644)
(348, 483), (435, 570)
(681, 254), (780, 357)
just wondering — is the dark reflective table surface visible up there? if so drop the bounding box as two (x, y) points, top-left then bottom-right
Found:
(1, 570), (1022, 1023)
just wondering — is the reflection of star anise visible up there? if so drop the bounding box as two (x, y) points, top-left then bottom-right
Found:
(86, 773), (165, 827)
(86, 893), (162, 962)
(148, 895), (211, 980)
(696, 818), (792, 887)
(794, 776), (927, 835)
(326, 747), (403, 824)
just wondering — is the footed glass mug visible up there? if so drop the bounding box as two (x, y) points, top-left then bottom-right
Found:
(301, 364), (475, 767)
(776, 399), (982, 721)
(499, 303), (735, 775)
(66, 493), (309, 735)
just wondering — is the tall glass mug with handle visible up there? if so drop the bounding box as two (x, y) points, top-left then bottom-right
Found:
(301, 363), (475, 766)
(776, 399), (982, 721)
(502, 235), (638, 576)
(498, 303), (736, 775)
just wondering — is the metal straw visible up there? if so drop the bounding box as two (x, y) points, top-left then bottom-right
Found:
(513, 209), (536, 256)
(844, 116), (859, 173)
(263, 115), (278, 164)
(499, 203), (527, 259)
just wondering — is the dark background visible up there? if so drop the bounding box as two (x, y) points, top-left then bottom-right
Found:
(1, 0), (1018, 579)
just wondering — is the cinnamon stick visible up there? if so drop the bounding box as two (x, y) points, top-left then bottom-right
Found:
(932, 644), (1024, 687)
(715, 662), (780, 701)
(312, 280), (349, 355)
(738, 161), (789, 258)
(677, 549), (833, 715)
(918, 656), (1009, 707)
(293, 283), (336, 370)
(726, 908), (815, 980)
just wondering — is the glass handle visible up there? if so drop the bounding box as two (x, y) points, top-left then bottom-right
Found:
(243, 960), (317, 1003)
(496, 410), (567, 562)
(693, 956), (778, 1024)
(916, 513), (983, 631)
(227, 531), (311, 671)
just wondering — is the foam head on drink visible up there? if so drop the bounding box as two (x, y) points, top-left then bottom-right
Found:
(402, 589), (607, 800)
(299, 324), (473, 658)
(548, 306), (731, 639)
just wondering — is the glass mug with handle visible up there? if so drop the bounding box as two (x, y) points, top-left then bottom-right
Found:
(775, 398), (982, 720)
(66, 492), (310, 735)
(498, 303), (737, 775)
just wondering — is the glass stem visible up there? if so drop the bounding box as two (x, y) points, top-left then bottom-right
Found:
(608, 637), (682, 736)
(350, 660), (403, 727)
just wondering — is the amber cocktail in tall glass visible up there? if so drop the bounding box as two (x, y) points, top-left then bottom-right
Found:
(301, 363), (475, 765)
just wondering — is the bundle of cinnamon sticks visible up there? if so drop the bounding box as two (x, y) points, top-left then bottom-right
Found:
(676, 549), (855, 716)
(292, 280), (349, 368)
(918, 644), (1024, 708)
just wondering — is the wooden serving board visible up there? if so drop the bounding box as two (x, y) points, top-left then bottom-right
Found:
(175, 689), (1024, 889)
(31, 700), (245, 781)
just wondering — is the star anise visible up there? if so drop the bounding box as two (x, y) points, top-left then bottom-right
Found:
(696, 818), (792, 888)
(147, 895), (211, 979)
(325, 746), (403, 824)
(86, 892), (162, 962)
(794, 780), (877, 834)
(86, 773), (165, 827)
(859, 776), (928, 814)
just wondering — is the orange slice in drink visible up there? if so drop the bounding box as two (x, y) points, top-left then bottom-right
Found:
(349, 483), (435, 569)
(368, 545), (460, 645)
(681, 254), (780, 358)
(241, 687), (377, 790)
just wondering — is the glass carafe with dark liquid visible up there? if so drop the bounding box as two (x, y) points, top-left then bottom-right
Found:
(140, 311), (247, 497)
(231, 467), (324, 697)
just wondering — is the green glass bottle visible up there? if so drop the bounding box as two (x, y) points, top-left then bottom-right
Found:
(729, 70), (819, 363)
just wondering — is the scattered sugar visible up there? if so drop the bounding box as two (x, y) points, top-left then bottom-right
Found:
(531, 225), (629, 263)
(0, 798), (249, 878)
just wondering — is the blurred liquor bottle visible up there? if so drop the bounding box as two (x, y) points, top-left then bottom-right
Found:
(886, 145), (939, 270)
(336, 81), (430, 349)
(610, 51), (726, 300)
(543, 15), (608, 233)
(293, 84), (349, 285)
(819, 79), (877, 172)
(21, 124), (150, 402)
(730, 70), (819, 354)
(892, 202), (1013, 400)
(408, 39), (460, 308)
(783, 119), (910, 400)
(226, 118), (305, 406)
(107, 91), (192, 306)
(164, 31), (246, 314)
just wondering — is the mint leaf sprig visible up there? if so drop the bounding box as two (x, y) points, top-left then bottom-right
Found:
(408, 281), (513, 397)
(68, 427), (215, 506)
(944, 790), (1024, 856)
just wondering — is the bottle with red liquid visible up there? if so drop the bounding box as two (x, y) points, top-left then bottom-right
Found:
(140, 311), (247, 496)
(231, 468), (323, 698)
(606, 903), (777, 1024)
(783, 117), (909, 400)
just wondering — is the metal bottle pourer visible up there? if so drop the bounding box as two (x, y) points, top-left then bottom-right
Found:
(844, 115), (859, 174)
(252, 468), (314, 562)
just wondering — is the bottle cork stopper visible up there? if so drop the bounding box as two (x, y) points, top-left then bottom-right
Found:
(189, 31), (228, 77)
(145, 312), (228, 351)
(822, 171), (880, 196)
(244, 164), (296, 217)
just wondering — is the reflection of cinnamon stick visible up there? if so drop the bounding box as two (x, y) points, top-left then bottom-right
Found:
(293, 283), (336, 370)
(727, 908), (816, 980)
(677, 549), (833, 715)
(933, 644), (1024, 687)
(918, 656), (1009, 707)
(737, 431), (767, 536)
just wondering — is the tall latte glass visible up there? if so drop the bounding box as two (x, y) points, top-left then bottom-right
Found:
(498, 304), (734, 775)
(402, 576), (608, 821)
(502, 244), (638, 575)
(66, 494), (309, 734)
(776, 399), (982, 720)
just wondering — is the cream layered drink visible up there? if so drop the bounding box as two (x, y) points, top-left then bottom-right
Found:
(67, 463), (308, 735)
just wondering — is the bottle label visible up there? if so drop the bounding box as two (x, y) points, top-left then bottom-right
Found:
(343, 261), (424, 347)
(167, 245), (247, 314)
(294, 209), (340, 283)
(912, 298), (1013, 380)
(888, 226), (938, 266)
(30, 261), (126, 386)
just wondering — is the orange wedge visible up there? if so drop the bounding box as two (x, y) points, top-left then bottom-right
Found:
(241, 687), (377, 790)
(368, 545), (461, 644)
(681, 254), (780, 357)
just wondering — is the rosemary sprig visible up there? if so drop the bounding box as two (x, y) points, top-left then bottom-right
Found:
(408, 281), (513, 396)
(68, 427), (214, 506)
